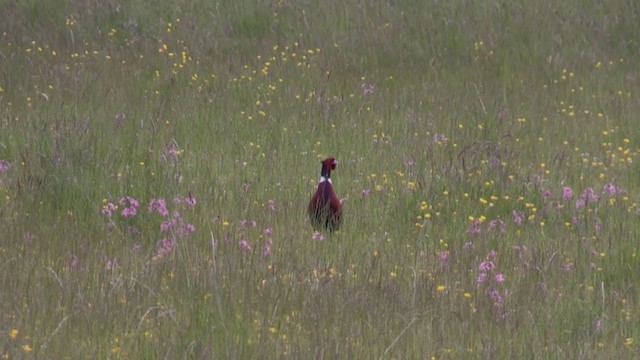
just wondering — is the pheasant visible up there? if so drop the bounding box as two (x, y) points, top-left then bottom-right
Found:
(308, 156), (342, 232)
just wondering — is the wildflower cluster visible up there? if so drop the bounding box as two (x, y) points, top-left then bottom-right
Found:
(465, 216), (511, 237)
(475, 250), (507, 320)
(101, 194), (197, 258)
(217, 216), (275, 257)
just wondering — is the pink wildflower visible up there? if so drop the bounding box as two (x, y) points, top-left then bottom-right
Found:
(105, 259), (116, 271)
(121, 206), (137, 218)
(603, 183), (618, 196)
(157, 238), (175, 257)
(488, 219), (506, 233)
(512, 210), (524, 226)
(560, 262), (575, 272)
(466, 219), (482, 235)
(148, 199), (169, 217)
(438, 251), (449, 269)
(185, 194), (196, 207)
(463, 242), (475, 250)
(101, 202), (116, 217)
(70, 255), (79, 269)
(581, 187), (600, 202)
(487, 288), (504, 308)
(479, 261), (495, 272)
(433, 134), (447, 144)
(476, 272), (488, 284)
(0, 160), (11, 175)
(239, 239), (251, 250)
(160, 220), (172, 232)
(361, 83), (375, 95)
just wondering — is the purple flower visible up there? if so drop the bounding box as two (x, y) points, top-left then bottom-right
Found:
(495, 273), (506, 283)
(70, 255), (79, 269)
(594, 221), (602, 232)
(312, 231), (324, 241)
(404, 158), (415, 167)
(603, 183), (618, 196)
(119, 196), (140, 209)
(239, 239), (251, 250)
(542, 190), (552, 199)
(175, 194), (197, 207)
(101, 202), (116, 217)
(362, 188), (371, 196)
(157, 238), (175, 257)
(263, 245), (272, 256)
(581, 187), (600, 202)
(438, 251), (449, 269)
(479, 261), (495, 272)
(463, 242), (475, 250)
(148, 199), (169, 217)
(486, 250), (497, 260)
(560, 262), (575, 272)
(160, 220), (172, 232)
(466, 219), (482, 235)
(0, 160), (11, 175)
(105, 259), (116, 271)
(118, 196), (140, 218)
(163, 142), (179, 160)
(240, 219), (257, 228)
(263, 227), (273, 236)
(594, 317), (603, 332)
(433, 133), (447, 144)
(487, 288), (504, 308)
(488, 219), (506, 233)
(512, 210), (524, 226)
(185, 195), (196, 207)
(121, 206), (137, 218)
(562, 186), (573, 200)
(575, 198), (586, 209)
(361, 83), (375, 95)
(476, 272), (488, 284)
(185, 223), (196, 233)
(114, 112), (126, 125)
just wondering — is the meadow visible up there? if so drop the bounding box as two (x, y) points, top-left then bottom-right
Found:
(1, 0), (639, 358)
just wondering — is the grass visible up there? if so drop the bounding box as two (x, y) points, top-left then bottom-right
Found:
(1, 0), (639, 358)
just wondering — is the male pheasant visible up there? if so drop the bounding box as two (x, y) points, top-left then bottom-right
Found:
(308, 156), (342, 232)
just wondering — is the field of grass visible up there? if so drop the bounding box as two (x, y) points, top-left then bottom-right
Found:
(1, 0), (640, 358)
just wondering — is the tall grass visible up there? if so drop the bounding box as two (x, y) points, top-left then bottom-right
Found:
(1, 0), (639, 358)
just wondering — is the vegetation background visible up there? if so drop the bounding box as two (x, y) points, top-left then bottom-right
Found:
(1, 0), (639, 358)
